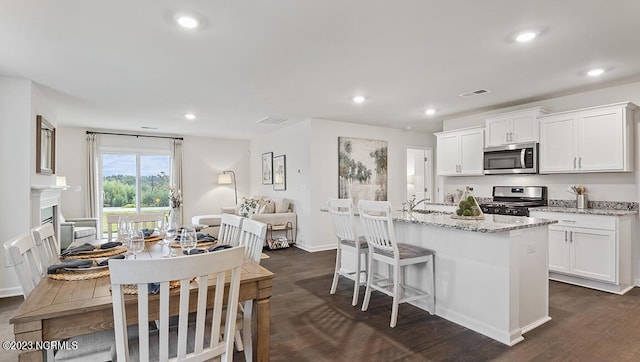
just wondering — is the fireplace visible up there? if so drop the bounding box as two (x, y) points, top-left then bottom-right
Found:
(31, 185), (66, 240)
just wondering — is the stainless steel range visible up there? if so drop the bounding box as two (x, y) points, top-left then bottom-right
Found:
(479, 186), (547, 217)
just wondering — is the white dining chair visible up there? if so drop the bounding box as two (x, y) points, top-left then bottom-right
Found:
(4, 231), (123, 361)
(236, 218), (268, 361)
(109, 246), (245, 361)
(327, 198), (369, 306)
(218, 213), (244, 246)
(31, 223), (60, 269)
(4, 232), (44, 298)
(358, 200), (435, 328)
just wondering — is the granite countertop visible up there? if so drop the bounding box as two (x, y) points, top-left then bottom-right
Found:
(391, 211), (557, 233)
(530, 206), (639, 216)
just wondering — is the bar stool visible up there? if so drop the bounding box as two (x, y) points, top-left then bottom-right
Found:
(327, 198), (368, 306)
(358, 200), (435, 327)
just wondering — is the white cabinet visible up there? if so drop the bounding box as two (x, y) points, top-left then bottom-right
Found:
(530, 211), (634, 294)
(547, 224), (616, 283)
(539, 102), (636, 173)
(435, 127), (484, 176)
(484, 107), (547, 147)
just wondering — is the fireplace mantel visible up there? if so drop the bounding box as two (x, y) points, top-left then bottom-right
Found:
(31, 185), (68, 240)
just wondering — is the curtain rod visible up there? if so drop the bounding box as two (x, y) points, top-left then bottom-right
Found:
(86, 131), (183, 141)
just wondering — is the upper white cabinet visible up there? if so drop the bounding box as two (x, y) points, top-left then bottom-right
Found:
(435, 127), (484, 176)
(539, 102), (636, 173)
(484, 107), (548, 147)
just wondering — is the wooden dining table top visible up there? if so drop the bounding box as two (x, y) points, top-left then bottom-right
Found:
(9, 240), (275, 361)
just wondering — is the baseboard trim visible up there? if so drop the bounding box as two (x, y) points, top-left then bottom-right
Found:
(0, 286), (23, 299)
(293, 243), (336, 252)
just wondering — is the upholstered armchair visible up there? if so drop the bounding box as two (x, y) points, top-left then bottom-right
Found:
(59, 215), (99, 251)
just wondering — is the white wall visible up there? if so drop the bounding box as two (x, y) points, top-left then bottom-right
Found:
(440, 80), (640, 202)
(56, 129), (251, 224)
(0, 78), (56, 297)
(181, 135), (250, 222)
(249, 120), (312, 246)
(308, 119), (434, 251)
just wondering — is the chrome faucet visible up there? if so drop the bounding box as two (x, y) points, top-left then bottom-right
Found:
(404, 196), (431, 213)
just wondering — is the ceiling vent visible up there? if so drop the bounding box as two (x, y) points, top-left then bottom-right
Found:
(459, 89), (490, 97)
(256, 116), (287, 125)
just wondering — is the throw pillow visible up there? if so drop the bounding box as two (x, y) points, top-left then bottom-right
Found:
(238, 197), (262, 217)
(258, 199), (275, 214)
(271, 198), (290, 213)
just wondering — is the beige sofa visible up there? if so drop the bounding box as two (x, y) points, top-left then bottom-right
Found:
(193, 197), (297, 242)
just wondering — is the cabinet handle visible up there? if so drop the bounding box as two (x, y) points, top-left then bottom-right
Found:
(573, 157), (577, 169)
(564, 230), (567, 242)
(561, 220), (576, 223)
(569, 231), (573, 242)
(509, 131), (513, 142)
(578, 157), (582, 169)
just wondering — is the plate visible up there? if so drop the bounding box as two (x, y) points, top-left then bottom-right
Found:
(64, 264), (109, 271)
(71, 244), (120, 255)
(64, 262), (109, 271)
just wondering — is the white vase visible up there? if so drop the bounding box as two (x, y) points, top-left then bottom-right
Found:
(168, 207), (182, 231)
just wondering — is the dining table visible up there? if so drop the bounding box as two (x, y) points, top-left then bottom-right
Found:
(9, 239), (274, 362)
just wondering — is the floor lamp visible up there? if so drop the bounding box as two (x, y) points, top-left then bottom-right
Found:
(218, 170), (238, 205)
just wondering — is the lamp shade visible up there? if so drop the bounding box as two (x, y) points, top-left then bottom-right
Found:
(218, 173), (233, 184)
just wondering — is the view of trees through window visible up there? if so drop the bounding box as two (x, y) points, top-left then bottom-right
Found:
(102, 153), (171, 211)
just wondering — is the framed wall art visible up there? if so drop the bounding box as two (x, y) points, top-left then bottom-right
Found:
(273, 155), (286, 191)
(36, 115), (56, 175)
(338, 137), (387, 203)
(262, 152), (273, 184)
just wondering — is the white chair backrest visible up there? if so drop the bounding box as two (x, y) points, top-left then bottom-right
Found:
(109, 246), (245, 362)
(357, 200), (399, 257)
(218, 214), (243, 246)
(31, 223), (60, 268)
(106, 213), (165, 241)
(239, 219), (267, 262)
(327, 198), (358, 243)
(4, 233), (44, 298)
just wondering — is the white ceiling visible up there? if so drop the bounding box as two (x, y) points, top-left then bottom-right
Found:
(2, 0), (640, 139)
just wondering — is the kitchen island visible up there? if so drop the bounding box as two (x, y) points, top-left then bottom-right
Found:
(368, 211), (557, 346)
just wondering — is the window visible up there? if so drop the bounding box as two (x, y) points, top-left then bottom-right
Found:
(101, 152), (171, 225)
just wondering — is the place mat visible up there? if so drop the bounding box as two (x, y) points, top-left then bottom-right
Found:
(145, 235), (163, 242)
(170, 241), (217, 249)
(121, 280), (182, 295)
(62, 246), (128, 259)
(48, 268), (110, 281)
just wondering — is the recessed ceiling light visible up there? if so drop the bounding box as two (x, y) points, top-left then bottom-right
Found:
(425, 109), (436, 116)
(515, 31), (537, 42)
(587, 68), (605, 77)
(177, 16), (198, 29)
(185, 113), (196, 120)
(352, 95), (366, 104)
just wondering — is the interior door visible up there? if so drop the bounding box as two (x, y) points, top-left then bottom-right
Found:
(406, 147), (433, 209)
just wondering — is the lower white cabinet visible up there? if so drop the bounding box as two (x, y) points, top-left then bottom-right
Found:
(530, 211), (634, 294)
(548, 225), (616, 283)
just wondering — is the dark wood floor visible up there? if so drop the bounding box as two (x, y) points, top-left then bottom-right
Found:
(3, 247), (640, 361)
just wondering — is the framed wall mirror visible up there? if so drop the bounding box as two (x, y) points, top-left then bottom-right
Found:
(36, 115), (56, 175)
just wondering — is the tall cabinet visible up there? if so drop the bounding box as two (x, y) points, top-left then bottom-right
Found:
(539, 102), (636, 173)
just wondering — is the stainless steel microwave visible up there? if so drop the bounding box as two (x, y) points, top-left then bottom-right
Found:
(483, 142), (538, 175)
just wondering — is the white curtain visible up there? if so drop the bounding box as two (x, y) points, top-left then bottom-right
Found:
(86, 133), (100, 219)
(171, 139), (184, 224)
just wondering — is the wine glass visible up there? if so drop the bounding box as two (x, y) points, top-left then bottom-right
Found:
(162, 227), (177, 257)
(129, 231), (145, 259)
(117, 216), (130, 243)
(180, 227), (197, 255)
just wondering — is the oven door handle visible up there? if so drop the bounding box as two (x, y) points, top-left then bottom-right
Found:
(520, 148), (526, 168)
